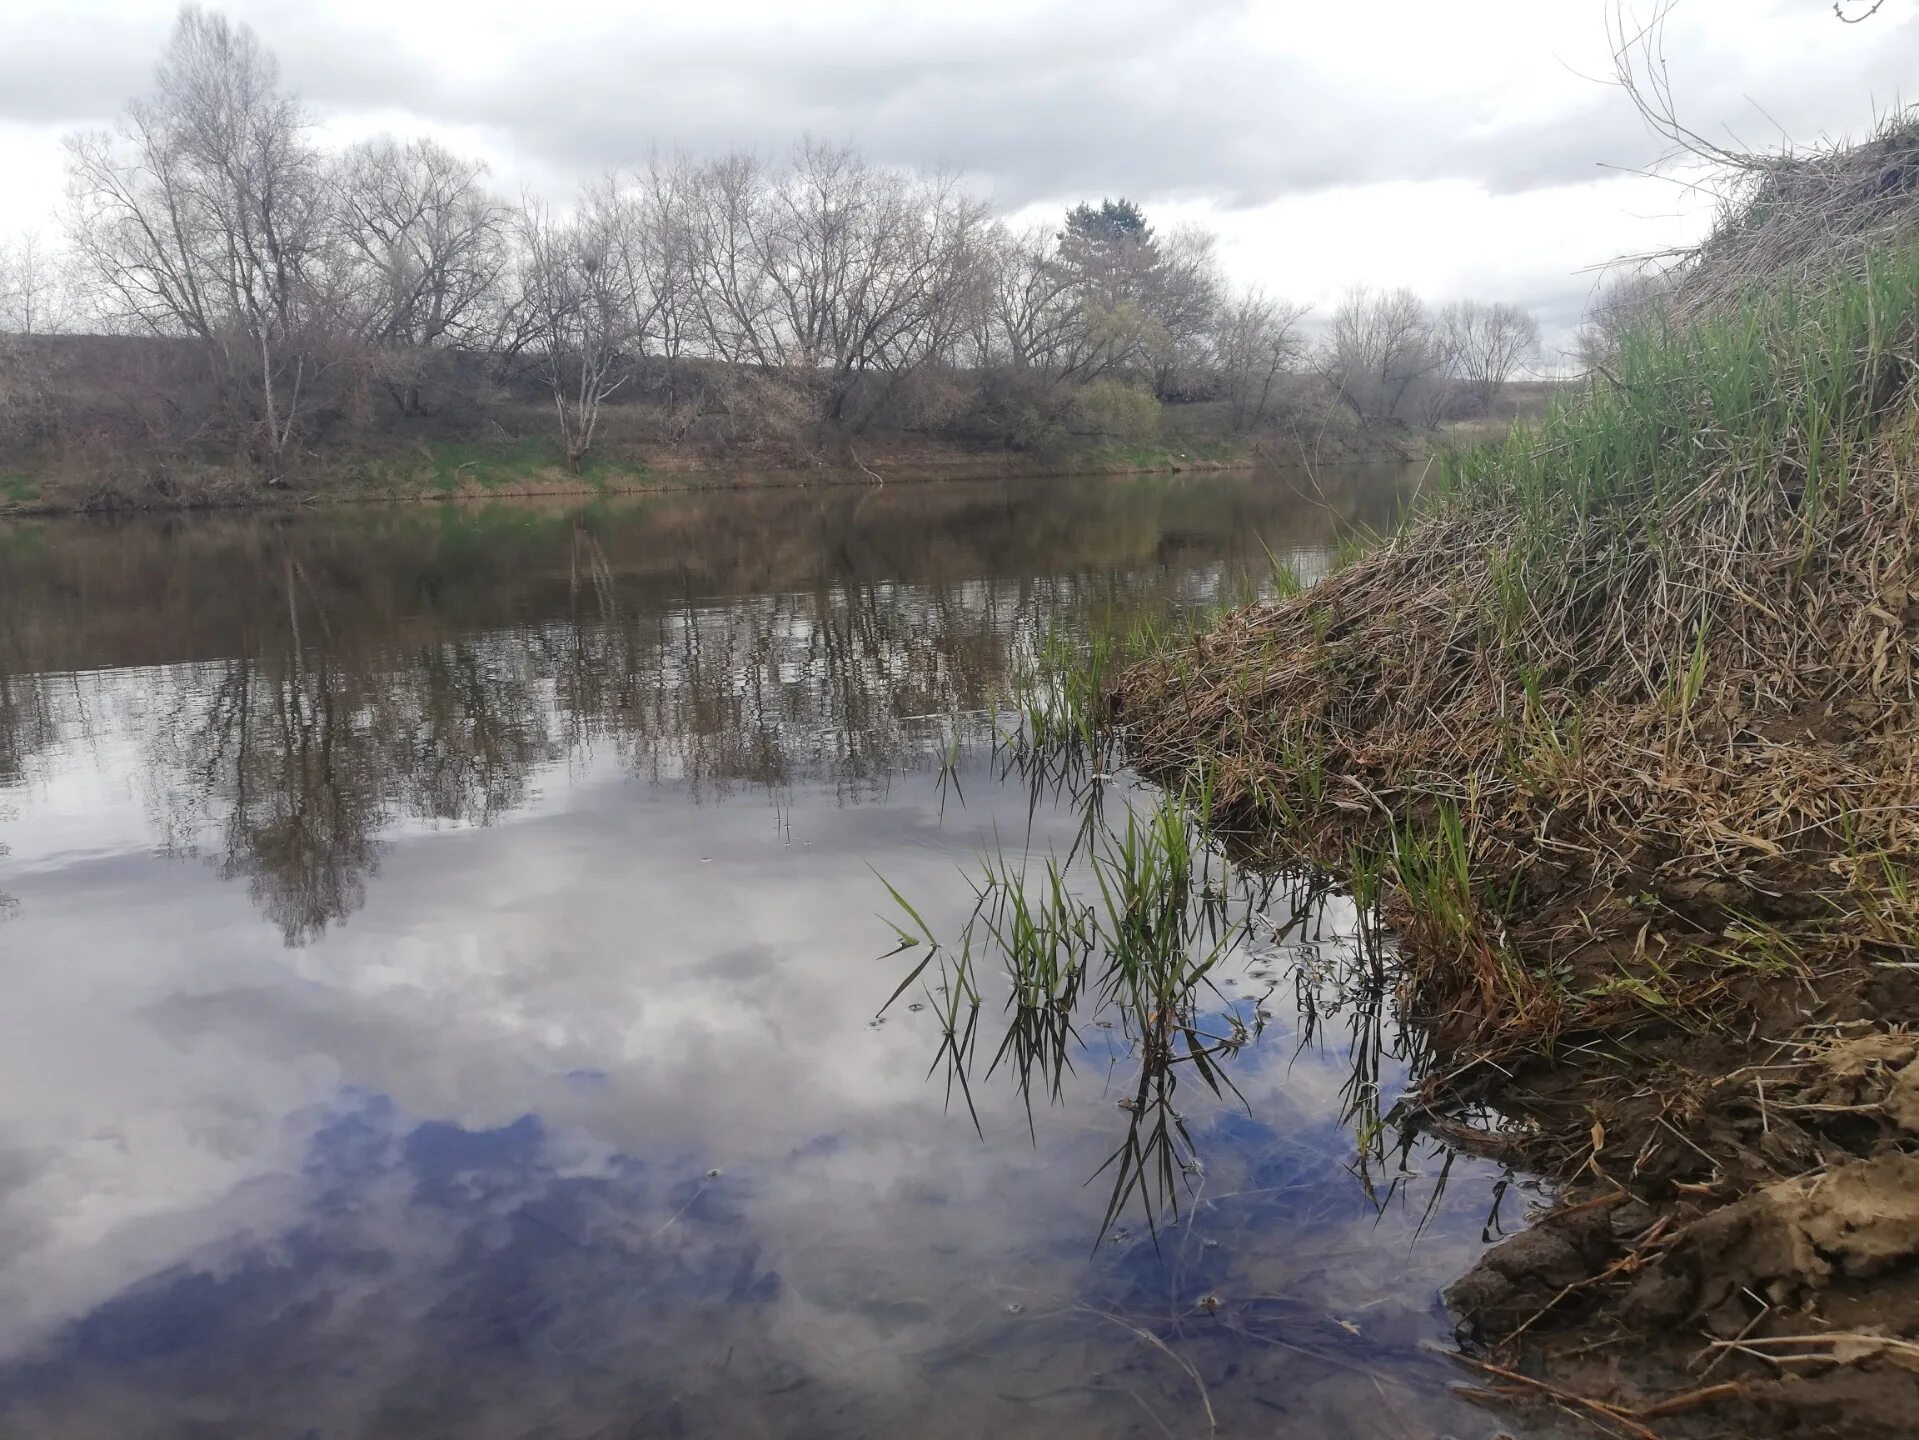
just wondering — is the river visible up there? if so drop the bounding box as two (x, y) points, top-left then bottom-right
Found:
(0, 468), (1547, 1439)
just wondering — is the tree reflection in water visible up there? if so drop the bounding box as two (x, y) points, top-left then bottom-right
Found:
(0, 470), (1415, 945)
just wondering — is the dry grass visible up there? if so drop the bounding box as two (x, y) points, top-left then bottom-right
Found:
(1674, 113), (1919, 321)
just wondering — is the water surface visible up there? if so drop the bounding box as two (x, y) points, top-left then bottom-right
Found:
(0, 470), (1542, 1439)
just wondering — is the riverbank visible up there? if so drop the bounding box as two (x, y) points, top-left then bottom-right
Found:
(0, 437), (1188, 516)
(0, 408), (1485, 517)
(1112, 244), (1919, 1437)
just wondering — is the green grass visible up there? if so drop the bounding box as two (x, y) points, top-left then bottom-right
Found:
(346, 437), (663, 495)
(0, 474), (40, 505)
(880, 778), (1257, 1241)
(1071, 438), (1252, 473)
(1006, 624), (1125, 761)
(1440, 247), (1919, 534)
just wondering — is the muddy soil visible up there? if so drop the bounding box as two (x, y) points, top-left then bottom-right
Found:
(1436, 964), (1919, 1438)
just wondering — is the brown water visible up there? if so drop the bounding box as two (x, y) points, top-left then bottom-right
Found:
(0, 469), (1544, 1439)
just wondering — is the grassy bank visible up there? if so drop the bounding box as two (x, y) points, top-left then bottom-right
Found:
(1108, 249), (1919, 1434)
(0, 404), (1502, 517)
(0, 434), (1268, 516)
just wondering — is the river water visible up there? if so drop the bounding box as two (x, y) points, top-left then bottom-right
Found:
(0, 469), (1544, 1439)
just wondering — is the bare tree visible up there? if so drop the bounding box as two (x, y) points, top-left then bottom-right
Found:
(1215, 289), (1308, 431)
(755, 141), (990, 424)
(962, 222), (1100, 444)
(334, 137), (508, 414)
(628, 158), (698, 406)
(681, 150), (781, 367)
(0, 233), (71, 335)
(519, 201), (633, 471)
(64, 4), (334, 465)
(1573, 272), (1669, 373)
(970, 223), (1076, 369)
(1438, 299), (1540, 412)
(36, 13), (1528, 470)
(0, 236), (59, 448)
(663, 142), (994, 430)
(1318, 286), (1444, 427)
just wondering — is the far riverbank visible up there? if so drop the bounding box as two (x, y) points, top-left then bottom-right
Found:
(0, 422), (1470, 517)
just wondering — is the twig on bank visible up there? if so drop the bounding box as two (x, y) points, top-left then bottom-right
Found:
(1451, 1355), (1661, 1440)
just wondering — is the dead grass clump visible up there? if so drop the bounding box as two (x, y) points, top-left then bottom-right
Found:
(1673, 112), (1919, 322)
(1606, 8), (1919, 328)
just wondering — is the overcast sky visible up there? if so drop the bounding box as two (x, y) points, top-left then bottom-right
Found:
(2, 0), (1914, 353)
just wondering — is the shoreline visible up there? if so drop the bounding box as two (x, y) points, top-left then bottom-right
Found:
(0, 457), (1253, 520)
(0, 430), (1445, 520)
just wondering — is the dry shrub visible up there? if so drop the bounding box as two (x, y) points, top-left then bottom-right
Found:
(0, 336), (56, 449)
(31, 427), (252, 510)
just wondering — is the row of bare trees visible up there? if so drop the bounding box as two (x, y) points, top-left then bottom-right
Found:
(501, 148), (1002, 466)
(1316, 288), (1543, 428)
(26, 5), (1544, 472)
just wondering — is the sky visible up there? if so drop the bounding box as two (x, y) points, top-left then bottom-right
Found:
(1, 0), (1915, 355)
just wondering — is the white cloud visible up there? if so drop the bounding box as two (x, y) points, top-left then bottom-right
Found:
(0, 0), (1911, 343)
